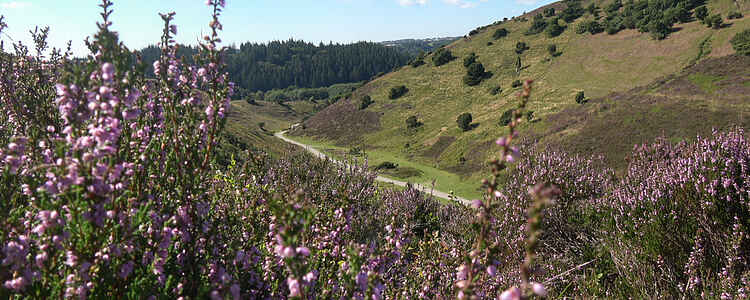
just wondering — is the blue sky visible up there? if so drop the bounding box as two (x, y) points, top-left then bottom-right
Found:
(0, 0), (555, 56)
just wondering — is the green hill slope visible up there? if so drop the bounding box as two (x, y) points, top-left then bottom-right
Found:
(294, 0), (750, 196)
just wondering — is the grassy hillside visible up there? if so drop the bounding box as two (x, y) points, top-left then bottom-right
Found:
(295, 0), (750, 197)
(223, 100), (319, 156)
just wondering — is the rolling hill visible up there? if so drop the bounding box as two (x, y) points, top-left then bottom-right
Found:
(291, 0), (750, 197)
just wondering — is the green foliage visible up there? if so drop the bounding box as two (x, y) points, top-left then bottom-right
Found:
(389, 85), (409, 99)
(499, 109), (514, 126)
(463, 62), (488, 86)
(705, 14), (723, 29)
(545, 18), (565, 38)
(695, 6), (708, 21)
(728, 11), (743, 20)
(405, 115), (421, 128)
(142, 40), (409, 92)
(511, 80), (522, 88)
(456, 112), (473, 131)
(548, 44), (557, 56)
(560, 0), (585, 23)
(493, 28), (509, 39)
(526, 14), (548, 35)
(577, 20), (604, 35)
(648, 19), (673, 40)
(410, 53), (426, 68)
(359, 95), (374, 110)
(463, 52), (477, 67)
(575, 91), (586, 104)
(586, 3), (598, 16)
(374, 161), (398, 170)
(489, 86), (502, 95)
(432, 48), (455, 66)
(606, 0), (622, 14)
(515, 41), (529, 54)
(543, 7), (556, 17)
(730, 29), (750, 56)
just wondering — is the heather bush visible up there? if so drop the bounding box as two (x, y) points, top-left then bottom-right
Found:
(606, 129), (750, 298)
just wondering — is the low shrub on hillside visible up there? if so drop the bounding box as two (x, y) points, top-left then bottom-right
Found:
(695, 6), (709, 22)
(705, 14), (724, 29)
(405, 115), (421, 129)
(463, 62), (490, 86)
(432, 48), (455, 66)
(511, 80), (523, 88)
(545, 18), (565, 38)
(547, 44), (557, 56)
(456, 113), (473, 131)
(525, 14), (548, 35)
(374, 161), (398, 170)
(389, 85), (409, 99)
(515, 41), (529, 54)
(575, 91), (586, 104)
(359, 95), (374, 109)
(730, 29), (750, 56)
(489, 85), (502, 95)
(493, 28), (509, 39)
(728, 11), (743, 20)
(576, 20), (603, 35)
(463, 52), (477, 67)
(543, 7), (556, 17)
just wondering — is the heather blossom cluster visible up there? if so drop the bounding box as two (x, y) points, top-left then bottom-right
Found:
(2, 0), (750, 299)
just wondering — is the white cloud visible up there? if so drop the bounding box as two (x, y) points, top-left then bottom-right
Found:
(398, 0), (428, 6)
(443, 0), (485, 9)
(515, 0), (539, 5)
(1, 1), (31, 9)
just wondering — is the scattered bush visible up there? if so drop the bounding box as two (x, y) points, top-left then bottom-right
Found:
(405, 115), (421, 129)
(374, 161), (398, 170)
(456, 112), (473, 131)
(545, 18), (566, 37)
(389, 85), (409, 99)
(499, 109), (514, 126)
(432, 48), (455, 66)
(575, 91), (586, 104)
(489, 86), (502, 95)
(547, 44), (557, 56)
(463, 52), (477, 67)
(486, 41), (493, 46)
(525, 14), (548, 35)
(515, 41), (529, 54)
(511, 80), (523, 88)
(730, 29), (750, 56)
(728, 11), (743, 19)
(463, 62), (489, 86)
(410, 58), (425, 68)
(576, 20), (604, 34)
(359, 95), (374, 109)
(493, 28), (509, 39)
(705, 14), (723, 29)
(648, 19), (673, 40)
(695, 6), (708, 22)
(560, 0), (585, 23)
(543, 7), (556, 17)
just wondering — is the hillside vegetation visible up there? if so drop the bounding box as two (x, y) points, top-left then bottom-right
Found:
(296, 0), (750, 194)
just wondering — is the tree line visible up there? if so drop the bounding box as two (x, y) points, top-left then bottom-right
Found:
(139, 39), (410, 93)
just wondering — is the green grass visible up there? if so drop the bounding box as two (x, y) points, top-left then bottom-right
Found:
(284, 134), (484, 200)
(687, 73), (725, 93)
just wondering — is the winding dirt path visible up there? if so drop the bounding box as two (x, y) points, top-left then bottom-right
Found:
(275, 130), (472, 206)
